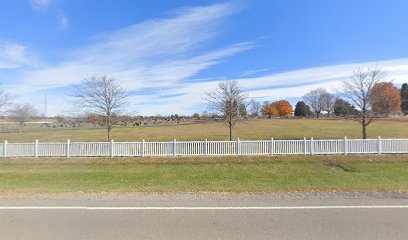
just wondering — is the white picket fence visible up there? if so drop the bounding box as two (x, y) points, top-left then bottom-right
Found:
(1, 137), (408, 158)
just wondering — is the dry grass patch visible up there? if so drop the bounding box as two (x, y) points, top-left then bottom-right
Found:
(1, 118), (408, 142)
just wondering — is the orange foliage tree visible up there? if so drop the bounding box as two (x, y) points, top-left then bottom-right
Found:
(263, 100), (293, 117)
(370, 82), (401, 116)
(263, 103), (279, 118)
(274, 100), (293, 116)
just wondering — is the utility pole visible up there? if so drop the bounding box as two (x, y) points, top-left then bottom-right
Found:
(43, 92), (48, 117)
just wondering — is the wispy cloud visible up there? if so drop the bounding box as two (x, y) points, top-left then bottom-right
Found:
(30, 0), (68, 31)
(0, 40), (33, 69)
(240, 68), (271, 76)
(30, 0), (54, 11)
(11, 2), (252, 115)
(237, 59), (408, 102)
(15, 2), (408, 116)
(58, 11), (69, 30)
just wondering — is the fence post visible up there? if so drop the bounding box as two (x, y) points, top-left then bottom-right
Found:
(66, 139), (70, 158)
(141, 139), (145, 157)
(303, 137), (307, 155)
(205, 138), (208, 156)
(310, 137), (314, 155)
(110, 139), (115, 158)
(173, 139), (176, 156)
(270, 138), (274, 156)
(3, 140), (7, 158)
(377, 136), (382, 154)
(237, 138), (240, 156)
(344, 137), (348, 155)
(35, 139), (39, 158)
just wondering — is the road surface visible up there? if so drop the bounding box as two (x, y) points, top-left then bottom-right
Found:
(0, 192), (407, 240)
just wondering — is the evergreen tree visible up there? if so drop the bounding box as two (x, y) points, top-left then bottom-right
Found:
(239, 104), (247, 117)
(334, 98), (355, 116)
(294, 101), (311, 117)
(401, 83), (408, 115)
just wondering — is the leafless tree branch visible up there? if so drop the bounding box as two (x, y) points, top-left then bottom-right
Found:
(0, 84), (13, 112)
(303, 88), (332, 118)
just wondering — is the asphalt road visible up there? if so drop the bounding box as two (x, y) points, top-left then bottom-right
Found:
(0, 193), (407, 240)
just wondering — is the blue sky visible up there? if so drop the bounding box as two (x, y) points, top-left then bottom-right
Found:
(1, 0), (408, 116)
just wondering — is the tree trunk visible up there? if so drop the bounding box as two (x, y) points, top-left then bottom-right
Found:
(107, 114), (112, 142)
(361, 114), (367, 139)
(361, 110), (367, 139)
(229, 126), (232, 141)
(107, 128), (111, 142)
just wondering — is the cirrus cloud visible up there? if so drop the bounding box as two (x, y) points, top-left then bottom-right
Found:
(30, 0), (55, 11)
(0, 40), (36, 69)
(9, 2), (253, 116)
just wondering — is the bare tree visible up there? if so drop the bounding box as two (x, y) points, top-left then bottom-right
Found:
(341, 67), (384, 139)
(321, 91), (335, 117)
(248, 98), (261, 118)
(71, 75), (128, 141)
(8, 103), (38, 132)
(0, 84), (12, 112)
(206, 80), (247, 141)
(303, 88), (329, 118)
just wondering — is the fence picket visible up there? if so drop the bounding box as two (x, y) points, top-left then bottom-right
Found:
(310, 137), (314, 155)
(4, 140), (7, 158)
(67, 139), (70, 158)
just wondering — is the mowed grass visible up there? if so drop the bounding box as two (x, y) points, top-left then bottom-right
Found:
(0, 155), (407, 193)
(1, 118), (408, 142)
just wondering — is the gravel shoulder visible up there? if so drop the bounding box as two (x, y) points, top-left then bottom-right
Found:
(1, 192), (407, 207)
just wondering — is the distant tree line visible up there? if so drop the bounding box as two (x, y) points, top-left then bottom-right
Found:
(205, 67), (408, 139)
(290, 68), (406, 138)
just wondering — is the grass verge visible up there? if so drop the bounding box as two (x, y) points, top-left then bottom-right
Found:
(0, 155), (407, 193)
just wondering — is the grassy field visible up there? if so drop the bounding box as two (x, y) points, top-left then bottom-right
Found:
(0, 155), (407, 193)
(1, 118), (408, 142)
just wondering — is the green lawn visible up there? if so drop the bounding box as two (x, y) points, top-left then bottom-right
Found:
(1, 118), (408, 142)
(1, 155), (407, 193)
